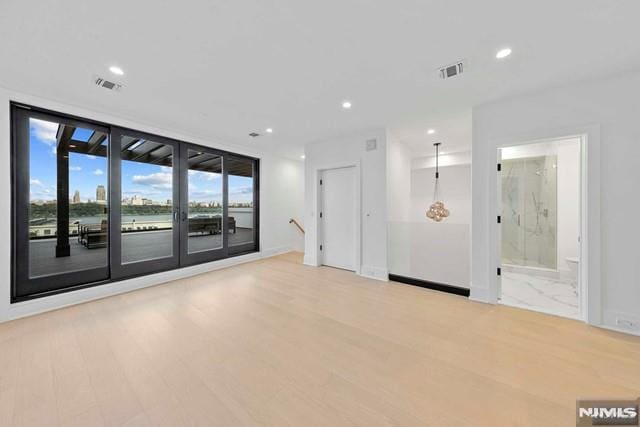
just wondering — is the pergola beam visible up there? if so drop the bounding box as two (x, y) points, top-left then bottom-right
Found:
(86, 132), (107, 154)
(55, 124), (75, 258)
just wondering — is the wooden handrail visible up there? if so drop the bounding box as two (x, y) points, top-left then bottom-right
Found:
(289, 218), (305, 234)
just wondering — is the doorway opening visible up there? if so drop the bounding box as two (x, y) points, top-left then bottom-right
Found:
(497, 137), (582, 319)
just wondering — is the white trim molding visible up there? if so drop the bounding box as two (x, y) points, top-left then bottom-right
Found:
(484, 124), (601, 326)
(311, 160), (363, 274)
(358, 265), (389, 282)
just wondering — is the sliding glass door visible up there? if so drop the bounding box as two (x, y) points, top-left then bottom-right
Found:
(12, 104), (259, 301)
(109, 127), (180, 278)
(179, 144), (227, 265)
(12, 106), (110, 298)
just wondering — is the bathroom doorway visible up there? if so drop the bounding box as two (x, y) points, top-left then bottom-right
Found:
(497, 137), (582, 319)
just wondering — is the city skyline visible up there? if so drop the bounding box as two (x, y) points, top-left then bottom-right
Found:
(28, 119), (254, 206)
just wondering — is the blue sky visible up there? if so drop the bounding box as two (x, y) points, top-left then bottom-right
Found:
(28, 118), (253, 205)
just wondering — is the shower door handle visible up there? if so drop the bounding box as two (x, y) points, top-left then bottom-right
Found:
(517, 214), (521, 226)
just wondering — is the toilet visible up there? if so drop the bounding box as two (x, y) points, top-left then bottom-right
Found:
(565, 257), (580, 288)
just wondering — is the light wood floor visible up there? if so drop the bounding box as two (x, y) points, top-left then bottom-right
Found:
(1, 252), (639, 426)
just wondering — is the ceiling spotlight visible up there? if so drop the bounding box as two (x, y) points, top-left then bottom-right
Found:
(342, 101), (352, 109)
(496, 48), (512, 59)
(300, 155), (306, 159)
(427, 129), (436, 135)
(109, 66), (124, 75)
(265, 128), (273, 133)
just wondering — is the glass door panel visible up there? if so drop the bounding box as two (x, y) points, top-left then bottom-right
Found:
(110, 128), (180, 278)
(228, 156), (258, 254)
(501, 156), (558, 269)
(12, 106), (110, 298)
(179, 145), (227, 265)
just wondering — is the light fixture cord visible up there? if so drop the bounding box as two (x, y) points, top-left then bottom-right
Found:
(433, 143), (440, 202)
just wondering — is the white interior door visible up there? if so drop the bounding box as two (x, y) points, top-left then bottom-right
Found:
(321, 167), (356, 271)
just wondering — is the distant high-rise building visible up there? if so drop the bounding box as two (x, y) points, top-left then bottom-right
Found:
(96, 185), (106, 204)
(72, 190), (80, 204)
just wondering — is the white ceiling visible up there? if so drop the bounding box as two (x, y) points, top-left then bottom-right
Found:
(1, 0), (639, 159)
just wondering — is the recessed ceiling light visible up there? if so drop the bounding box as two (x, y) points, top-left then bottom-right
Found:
(427, 129), (436, 135)
(342, 101), (352, 109)
(109, 66), (124, 75)
(300, 155), (306, 159)
(496, 48), (512, 59)
(265, 128), (273, 133)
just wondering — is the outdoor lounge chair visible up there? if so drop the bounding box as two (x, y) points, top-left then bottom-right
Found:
(83, 220), (107, 249)
(189, 217), (219, 235)
(187, 216), (236, 235)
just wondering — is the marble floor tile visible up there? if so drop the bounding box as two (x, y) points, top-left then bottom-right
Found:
(500, 271), (579, 319)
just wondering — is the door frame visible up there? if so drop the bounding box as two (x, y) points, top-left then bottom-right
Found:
(312, 161), (361, 274)
(109, 126), (181, 279)
(491, 126), (601, 325)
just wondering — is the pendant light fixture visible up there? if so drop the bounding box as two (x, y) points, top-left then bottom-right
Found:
(426, 142), (450, 222)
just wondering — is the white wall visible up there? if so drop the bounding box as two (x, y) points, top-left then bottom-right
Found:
(410, 164), (472, 225)
(556, 140), (580, 268)
(260, 156), (305, 252)
(386, 138), (411, 223)
(410, 163), (471, 287)
(472, 72), (640, 334)
(304, 129), (388, 280)
(411, 150), (472, 170)
(387, 158), (471, 288)
(0, 86), (305, 322)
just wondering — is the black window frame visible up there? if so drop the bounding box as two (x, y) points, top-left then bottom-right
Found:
(10, 102), (260, 302)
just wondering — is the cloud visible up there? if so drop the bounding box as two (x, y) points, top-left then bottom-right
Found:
(30, 187), (53, 199)
(201, 172), (220, 181)
(93, 169), (104, 176)
(189, 170), (220, 181)
(30, 178), (43, 186)
(70, 166), (82, 171)
(86, 155), (97, 160)
(132, 172), (172, 190)
(230, 186), (253, 195)
(30, 118), (59, 146)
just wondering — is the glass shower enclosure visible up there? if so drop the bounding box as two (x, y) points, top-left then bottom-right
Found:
(501, 155), (557, 270)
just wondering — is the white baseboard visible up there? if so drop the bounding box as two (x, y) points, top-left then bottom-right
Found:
(601, 309), (640, 336)
(469, 286), (491, 303)
(358, 265), (388, 282)
(303, 254), (318, 267)
(5, 248), (289, 322)
(261, 245), (292, 258)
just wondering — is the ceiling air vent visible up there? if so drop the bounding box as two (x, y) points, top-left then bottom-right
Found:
(439, 61), (465, 79)
(249, 132), (261, 138)
(94, 77), (122, 91)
